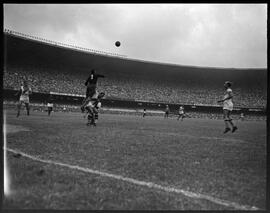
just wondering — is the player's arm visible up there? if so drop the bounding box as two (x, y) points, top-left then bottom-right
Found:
(218, 91), (233, 103)
(14, 88), (22, 97)
(97, 74), (105, 78)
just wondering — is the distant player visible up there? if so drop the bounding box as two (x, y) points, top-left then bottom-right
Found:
(240, 112), (245, 121)
(217, 81), (238, 133)
(177, 106), (185, 121)
(81, 69), (105, 112)
(47, 96), (54, 116)
(16, 80), (32, 117)
(84, 92), (105, 126)
(143, 109), (146, 117)
(164, 105), (170, 118)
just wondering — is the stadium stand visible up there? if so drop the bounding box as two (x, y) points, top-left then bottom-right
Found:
(4, 65), (266, 107)
(3, 30), (267, 108)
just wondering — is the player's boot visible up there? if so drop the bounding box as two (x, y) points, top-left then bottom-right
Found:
(232, 126), (238, 133)
(223, 127), (231, 133)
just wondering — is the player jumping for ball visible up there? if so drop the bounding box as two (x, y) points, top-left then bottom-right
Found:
(84, 92), (105, 126)
(217, 81), (238, 133)
(15, 80), (32, 117)
(81, 69), (105, 112)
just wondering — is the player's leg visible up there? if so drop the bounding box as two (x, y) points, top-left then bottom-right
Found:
(48, 107), (52, 116)
(87, 114), (92, 125)
(17, 101), (22, 117)
(81, 87), (90, 112)
(25, 102), (30, 116)
(223, 109), (231, 133)
(227, 111), (238, 132)
(85, 107), (92, 126)
(92, 108), (98, 126)
(81, 86), (96, 112)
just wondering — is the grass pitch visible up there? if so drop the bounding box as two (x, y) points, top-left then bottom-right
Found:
(3, 109), (266, 210)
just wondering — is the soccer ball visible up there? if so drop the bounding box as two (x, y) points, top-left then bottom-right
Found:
(115, 41), (121, 47)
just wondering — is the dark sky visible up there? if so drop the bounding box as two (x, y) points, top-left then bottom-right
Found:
(4, 4), (267, 69)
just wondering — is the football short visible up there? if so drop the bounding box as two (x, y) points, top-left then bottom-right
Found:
(223, 102), (233, 111)
(19, 96), (29, 104)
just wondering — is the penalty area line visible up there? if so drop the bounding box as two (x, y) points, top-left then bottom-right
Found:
(5, 147), (259, 210)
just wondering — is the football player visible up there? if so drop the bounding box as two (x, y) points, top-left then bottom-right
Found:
(240, 112), (245, 121)
(84, 92), (105, 126)
(177, 105), (185, 121)
(16, 80), (32, 117)
(47, 95), (54, 116)
(164, 105), (170, 118)
(81, 69), (105, 112)
(142, 108), (146, 117)
(217, 81), (238, 133)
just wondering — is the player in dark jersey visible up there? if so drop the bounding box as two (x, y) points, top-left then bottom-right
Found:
(164, 105), (170, 118)
(81, 69), (105, 112)
(84, 92), (105, 126)
(142, 109), (146, 117)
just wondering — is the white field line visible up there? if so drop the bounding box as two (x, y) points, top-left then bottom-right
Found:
(5, 148), (259, 211)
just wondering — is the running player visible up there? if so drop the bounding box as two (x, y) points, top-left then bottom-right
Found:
(16, 80), (32, 117)
(217, 81), (238, 133)
(177, 105), (185, 121)
(164, 105), (170, 118)
(85, 92), (105, 126)
(81, 69), (105, 112)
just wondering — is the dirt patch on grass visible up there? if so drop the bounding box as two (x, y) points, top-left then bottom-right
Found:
(5, 124), (30, 134)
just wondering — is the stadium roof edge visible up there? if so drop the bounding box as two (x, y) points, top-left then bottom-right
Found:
(4, 29), (267, 71)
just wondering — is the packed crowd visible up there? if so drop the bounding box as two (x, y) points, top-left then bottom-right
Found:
(4, 66), (267, 108)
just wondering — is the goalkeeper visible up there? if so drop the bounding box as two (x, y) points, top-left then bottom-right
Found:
(81, 69), (105, 112)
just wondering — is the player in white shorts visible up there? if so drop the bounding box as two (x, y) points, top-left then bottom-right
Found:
(218, 81), (238, 133)
(84, 92), (105, 126)
(177, 106), (185, 121)
(47, 95), (54, 116)
(16, 80), (32, 117)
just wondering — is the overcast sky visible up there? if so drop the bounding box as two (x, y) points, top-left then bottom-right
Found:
(4, 4), (267, 68)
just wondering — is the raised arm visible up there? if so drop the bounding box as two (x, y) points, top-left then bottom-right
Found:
(97, 74), (105, 78)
